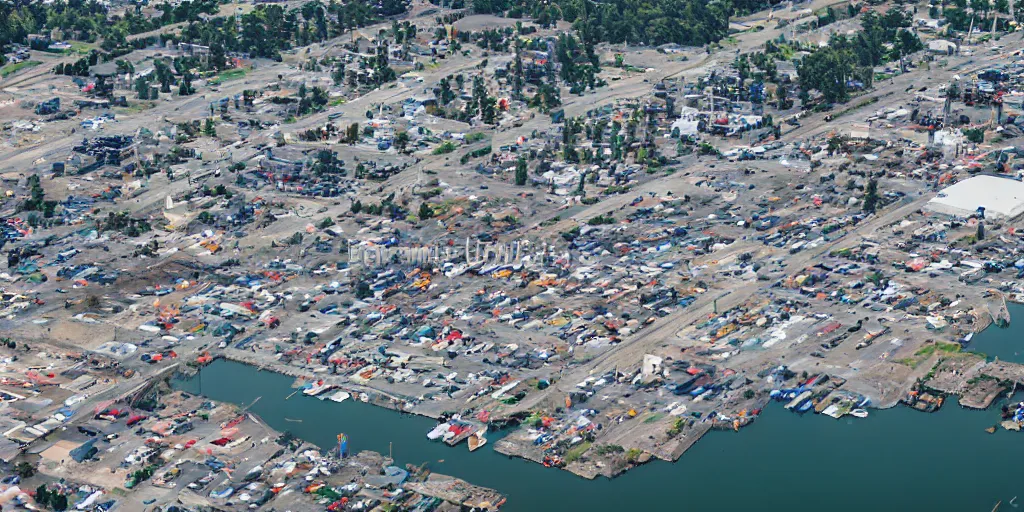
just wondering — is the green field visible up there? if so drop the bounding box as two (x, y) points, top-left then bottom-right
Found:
(210, 67), (248, 84)
(0, 60), (41, 78)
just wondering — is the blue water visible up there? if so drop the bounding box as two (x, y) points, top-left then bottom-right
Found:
(969, 303), (1024, 364)
(175, 355), (1024, 511)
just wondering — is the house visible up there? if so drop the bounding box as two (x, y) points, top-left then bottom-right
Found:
(928, 39), (958, 55)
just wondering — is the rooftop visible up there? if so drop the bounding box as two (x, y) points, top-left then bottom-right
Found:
(926, 175), (1024, 220)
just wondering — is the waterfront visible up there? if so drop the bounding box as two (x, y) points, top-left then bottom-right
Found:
(177, 354), (1024, 512)
(970, 303), (1024, 365)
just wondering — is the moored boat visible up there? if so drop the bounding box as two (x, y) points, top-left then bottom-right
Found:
(468, 427), (488, 451)
(850, 408), (869, 418)
(468, 431), (488, 451)
(427, 422), (451, 440)
(303, 380), (334, 396)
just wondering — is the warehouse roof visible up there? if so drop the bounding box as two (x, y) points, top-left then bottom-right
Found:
(927, 175), (1024, 220)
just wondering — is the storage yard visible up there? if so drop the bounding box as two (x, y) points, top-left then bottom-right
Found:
(4, 0), (1024, 509)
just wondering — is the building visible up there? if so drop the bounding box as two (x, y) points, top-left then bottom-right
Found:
(928, 39), (958, 55)
(926, 175), (1024, 220)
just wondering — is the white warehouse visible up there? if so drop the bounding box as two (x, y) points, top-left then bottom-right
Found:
(926, 175), (1024, 220)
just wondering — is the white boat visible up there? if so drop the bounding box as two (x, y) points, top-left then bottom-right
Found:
(850, 408), (869, 418)
(427, 422), (451, 440)
(325, 391), (351, 403)
(303, 381), (334, 396)
(358, 392), (370, 403)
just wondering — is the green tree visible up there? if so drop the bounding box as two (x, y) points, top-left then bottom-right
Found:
(418, 202), (433, 220)
(178, 71), (195, 96)
(51, 492), (68, 511)
(203, 118), (216, 137)
(798, 46), (855, 104)
(863, 178), (879, 214)
(15, 461), (34, 478)
(35, 485), (49, 507)
(395, 131), (410, 152)
(345, 123), (360, 144)
(514, 158), (528, 186)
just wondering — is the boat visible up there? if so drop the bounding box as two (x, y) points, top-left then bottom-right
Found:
(303, 380), (334, 396)
(358, 392), (370, 403)
(210, 486), (235, 499)
(427, 422), (451, 440)
(785, 390), (813, 410)
(325, 391), (351, 403)
(797, 401), (814, 413)
(850, 409), (869, 418)
(468, 428), (488, 452)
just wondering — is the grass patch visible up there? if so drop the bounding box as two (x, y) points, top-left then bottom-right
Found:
(915, 341), (962, 358)
(594, 444), (624, 456)
(115, 102), (156, 114)
(465, 132), (487, 143)
(64, 41), (93, 55)
(209, 67), (248, 85)
(329, 97), (345, 107)
(0, 60), (41, 78)
(642, 412), (665, 424)
(900, 341), (964, 369)
(564, 441), (591, 464)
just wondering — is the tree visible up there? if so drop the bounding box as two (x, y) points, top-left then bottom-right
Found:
(15, 462), (34, 478)
(514, 158), (528, 186)
(964, 128), (984, 144)
(395, 131), (410, 152)
(863, 178), (879, 214)
(36, 485), (49, 506)
(135, 76), (150, 100)
(178, 71), (195, 96)
(775, 85), (789, 109)
(203, 118), (216, 137)
(345, 123), (360, 144)
(798, 46), (856, 104)
(418, 202), (433, 220)
(51, 492), (68, 511)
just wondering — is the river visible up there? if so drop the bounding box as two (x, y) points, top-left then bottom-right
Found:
(175, 334), (1024, 512)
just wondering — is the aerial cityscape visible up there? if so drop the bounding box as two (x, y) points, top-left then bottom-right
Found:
(2, 0), (1024, 509)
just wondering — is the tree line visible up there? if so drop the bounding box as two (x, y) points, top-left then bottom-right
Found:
(469, 0), (770, 46)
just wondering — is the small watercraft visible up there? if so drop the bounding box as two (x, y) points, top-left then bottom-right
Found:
(850, 409), (869, 418)
(468, 427), (488, 452)
(427, 422), (451, 440)
(303, 380), (334, 396)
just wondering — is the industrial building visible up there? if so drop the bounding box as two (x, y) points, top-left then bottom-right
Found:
(926, 175), (1024, 220)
